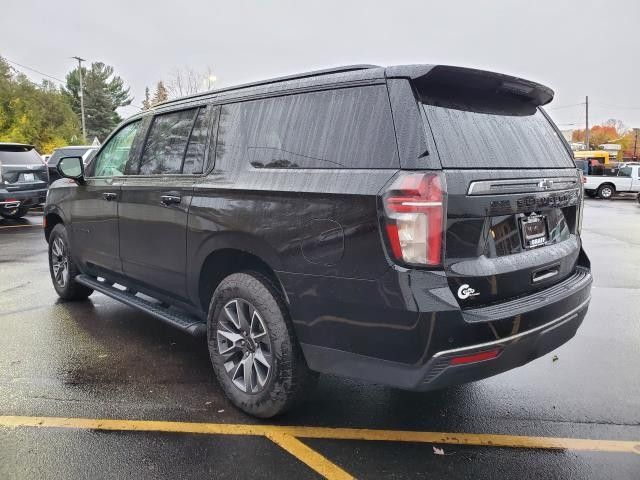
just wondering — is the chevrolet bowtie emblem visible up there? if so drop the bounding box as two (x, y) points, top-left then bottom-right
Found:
(538, 179), (554, 190)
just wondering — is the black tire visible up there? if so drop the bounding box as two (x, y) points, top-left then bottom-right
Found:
(1, 206), (29, 219)
(48, 223), (93, 301)
(207, 272), (316, 418)
(597, 184), (615, 200)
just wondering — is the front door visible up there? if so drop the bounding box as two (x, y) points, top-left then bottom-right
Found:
(71, 120), (143, 276)
(117, 106), (213, 301)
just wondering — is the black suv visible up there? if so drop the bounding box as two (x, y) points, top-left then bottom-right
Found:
(1, 143), (48, 219)
(45, 65), (592, 417)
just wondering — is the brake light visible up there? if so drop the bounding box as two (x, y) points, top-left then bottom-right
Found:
(577, 171), (585, 234)
(578, 170), (587, 184)
(382, 172), (445, 266)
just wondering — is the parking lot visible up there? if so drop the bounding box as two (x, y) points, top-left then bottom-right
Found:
(0, 198), (639, 479)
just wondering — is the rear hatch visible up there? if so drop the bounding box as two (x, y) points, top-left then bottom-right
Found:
(413, 67), (582, 309)
(0, 144), (49, 191)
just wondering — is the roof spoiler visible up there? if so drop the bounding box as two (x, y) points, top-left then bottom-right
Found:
(0, 143), (36, 151)
(386, 65), (554, 107)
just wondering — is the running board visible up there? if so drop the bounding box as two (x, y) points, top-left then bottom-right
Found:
(75, 274), (206, 336)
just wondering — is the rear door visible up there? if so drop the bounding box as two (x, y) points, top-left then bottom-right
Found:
(118, 105), (214, 301)
(412, 68), (582, 308)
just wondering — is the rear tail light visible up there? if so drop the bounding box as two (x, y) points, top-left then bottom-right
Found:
(577, 171), (585, 234)
(381, 172), (445, 266)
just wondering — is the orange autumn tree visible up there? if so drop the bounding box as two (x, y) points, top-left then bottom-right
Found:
(572, 125), (620, 149)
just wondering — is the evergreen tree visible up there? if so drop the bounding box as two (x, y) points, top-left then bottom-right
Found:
(151, 81), (168, 106)
(142, 86), (151, 110)
(64, 62), (132, 141)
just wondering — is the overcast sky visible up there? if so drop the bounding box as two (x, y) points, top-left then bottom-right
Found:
(2, 0), (640, 130)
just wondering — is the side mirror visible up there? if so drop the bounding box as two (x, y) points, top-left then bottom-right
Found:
(57, 156), (85, 184)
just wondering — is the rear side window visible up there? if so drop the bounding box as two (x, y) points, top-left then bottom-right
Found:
(422, 105), (573, 169)
(140, 109), (197, 175)
(0, 146), (42, 165)
(215, 85), (398, 170)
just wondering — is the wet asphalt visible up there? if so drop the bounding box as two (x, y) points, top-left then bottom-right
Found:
(0, 198), (639, 479)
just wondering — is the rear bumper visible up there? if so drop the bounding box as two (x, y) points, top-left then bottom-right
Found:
(414, 297), (588, 390)
(300, 267), (592, 390)
(0, 187), (47, 209)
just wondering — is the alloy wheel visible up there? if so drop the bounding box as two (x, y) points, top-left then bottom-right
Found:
(51, 237), (70, 288)
(216, 298), (273, 394)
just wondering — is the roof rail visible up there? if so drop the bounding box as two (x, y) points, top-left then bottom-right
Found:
(155, 64), (380, 108)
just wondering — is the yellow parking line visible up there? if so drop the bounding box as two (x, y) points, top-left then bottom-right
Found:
(282, 426), (640, 454)
(266, 431), (354, 480)
(1, 415), (639, 480)
(0, 224), (40, 229)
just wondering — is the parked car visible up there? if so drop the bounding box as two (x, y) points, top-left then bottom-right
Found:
(576, 160), (640, 199)
(47, 146), (98, 184)
(0, 143), (49, 219)
(45, 64), (592, 417)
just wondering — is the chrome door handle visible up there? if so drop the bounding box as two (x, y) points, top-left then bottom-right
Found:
(102, 192), (118, 201)
(160, 194), (181, 205)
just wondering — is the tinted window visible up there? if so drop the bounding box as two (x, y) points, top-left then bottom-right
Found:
(423, 105), (574, 169)
(92, 121), (141, 177)
(183, 107), (212, 174)
(0, 146), (42, 165)
(140, 109), (196, 175)
(216, 85), (398, 170)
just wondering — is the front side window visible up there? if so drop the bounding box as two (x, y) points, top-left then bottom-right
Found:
(139, 109), (197, 175)
(618, 166), (632, 177)
(92, 121), (141, 177)
(215, 85), (398, 170)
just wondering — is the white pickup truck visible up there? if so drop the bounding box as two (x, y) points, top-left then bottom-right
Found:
(581, 163), (640, 199)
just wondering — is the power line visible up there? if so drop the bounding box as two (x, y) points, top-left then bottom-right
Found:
(545, 102), (584, 111)
(590, 102), (640, 111)
(4, 56), (143, 111)
(3, 57), (67, 84)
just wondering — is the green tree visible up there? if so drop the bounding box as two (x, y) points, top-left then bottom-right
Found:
(65, 62), (132, 141)
(0, 56), (80, 153)
(142, 86), (151, 110)
(151, 81), (168, 106)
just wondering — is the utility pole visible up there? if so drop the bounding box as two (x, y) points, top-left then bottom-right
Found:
(72, 56), (87, 143)
(634, 128), (639, 161)
(584, 95), (589, 150)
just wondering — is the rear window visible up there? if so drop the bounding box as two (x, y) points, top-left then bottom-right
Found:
(423, 104), (573, 169)
(215, 85), (398, 170)
(0, 146), (42, 165)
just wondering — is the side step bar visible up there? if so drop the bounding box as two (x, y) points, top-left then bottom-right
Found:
(76, 274), (206, 337)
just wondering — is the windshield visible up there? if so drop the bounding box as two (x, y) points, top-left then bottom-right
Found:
(422, 104), (574, 169)
(0, 147), (43, 166)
